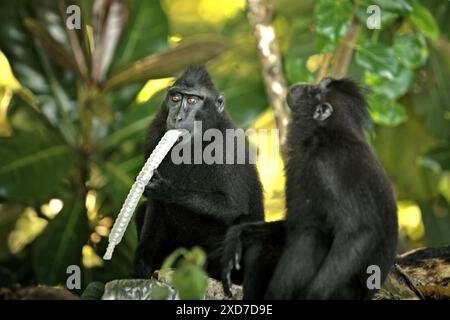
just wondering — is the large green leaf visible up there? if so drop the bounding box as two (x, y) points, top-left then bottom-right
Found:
(421, 0), (449, 40)
(0, 204), (23, 260)
(410, 2), (439, 40)
(173, 264), (208, 300)
(99, 155), (143, 209)
(0, 0), (78, 142)
(81, 282), (105, 300)
(32, 194), (88, 285)
(420, 200), (450, 247)
(112, 0), (169, 71)
(218, 77), (267, 128)
(0, 1), (49, 94)
(314, 0), (352, 44)
(105, 0), (170, 111)
(0, 132), (77, 200)
(411, 48), (450, 140)
(420, 144), (450, 173)
(369, 93), (408, 126)
(99, 93), (160, 152)
(163, 247), (208, 300)
(356, 42), (399, 80)
(23, 18), (79, 74)
(394, 33), (428, 69)
(369, 0), (416, 14)
(0, 1), (75, 92)
(285, 57), (315, 84)
(356, 1), (399, 28)
(364, 68), (414, 100)
(104, 38), (228, 92)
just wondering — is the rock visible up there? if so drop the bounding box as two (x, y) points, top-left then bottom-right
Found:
(101, 269), (242, 300)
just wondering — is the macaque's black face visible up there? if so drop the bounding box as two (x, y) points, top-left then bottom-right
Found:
(164, 66), (225, 133)
(165, 86), (224, 132)
(287, 77), (371, 138)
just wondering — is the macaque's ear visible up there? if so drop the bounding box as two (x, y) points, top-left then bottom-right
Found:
(313, 102), (334, 121)
(215, 94), (225, 113)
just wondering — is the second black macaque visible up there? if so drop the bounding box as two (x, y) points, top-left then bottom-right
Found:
(222, 78), (398, 299)
(134, 65), (264, 280)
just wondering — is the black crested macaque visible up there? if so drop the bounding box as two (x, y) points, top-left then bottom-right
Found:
(134, 65), (264, 280)
(222, 78), (398, 299)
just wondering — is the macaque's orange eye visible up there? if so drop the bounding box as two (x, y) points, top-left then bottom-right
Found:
(171, 94), (181, 103)
(187, 96), (198, 105)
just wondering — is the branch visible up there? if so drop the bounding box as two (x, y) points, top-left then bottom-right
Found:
(58, 0), (89, 80)
(330, 22), (360, 78)
(315, 10), (361, 83)
(315, 52), (333, 84)
(246, 0), (289, 152)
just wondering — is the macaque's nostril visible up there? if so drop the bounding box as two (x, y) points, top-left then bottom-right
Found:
(175, 110), (184, 122)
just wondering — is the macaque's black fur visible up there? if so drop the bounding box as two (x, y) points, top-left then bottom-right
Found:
(134, 65), (264, 280)
(222, 78), (398, 299)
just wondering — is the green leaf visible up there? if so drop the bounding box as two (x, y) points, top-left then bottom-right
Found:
(216, 75), (267, 128)
(160, 247), (207, 299)
(356, 42), (399, 80)
(99, 159), (139, 209)
(23, 18), (79, 74)
(104, 38), (228, 92)
(172, 264), (207, 300)
(81, 282), (105, 300)
(0, 132), (77, 200)
(0, 2), (50, 93)
(285, 57), (314, 84)
(112, 0), (169, 70)
(0, 204), (23, 261)
(150, 284), (170, 300)
(161, 248), (190, 271)
(394, 33), (428, 69)
(369, 94), (408, 126)
(32, 194), (88, 285)
(420, 145), (450, 173)
(410, 48), (450, 140)
(364, 68), (414, 99)
(356, 2), (399, 28)
(314, 0), (352, 44)
(185, 246), (207, 267)
(99, 96), (158, 151)
(369, 0), (416, 14)
(419, 201), (450, 247)
(410, 2), (439, 40)
(0, 1), (78, 142)
(315, 34), (337, 53)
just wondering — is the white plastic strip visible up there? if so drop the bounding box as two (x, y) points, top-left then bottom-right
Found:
(103, 129), (183, 260)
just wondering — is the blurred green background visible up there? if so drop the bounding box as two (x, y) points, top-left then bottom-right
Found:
(0, 0), (449, 292)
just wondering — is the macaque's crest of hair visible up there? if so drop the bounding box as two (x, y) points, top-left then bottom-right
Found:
(329, 78), (373, 132)
(174, 64), (218, 94)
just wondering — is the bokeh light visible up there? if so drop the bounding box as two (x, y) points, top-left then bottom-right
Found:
(398, 201), (425, 241)
(40, 198), (64, 219)
(82, 244), (104, 268)
(8, 208), (48, 254)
